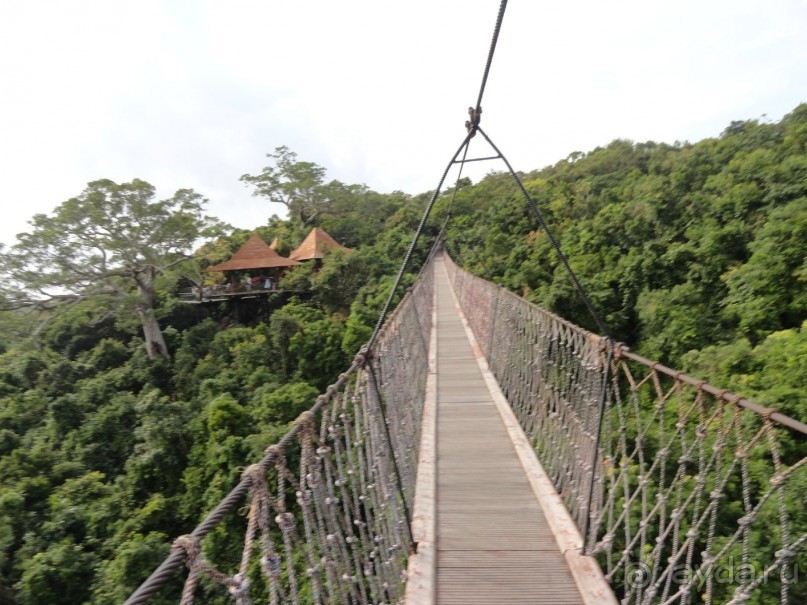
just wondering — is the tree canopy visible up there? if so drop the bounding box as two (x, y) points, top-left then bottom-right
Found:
(241, 145), (353, 228)
(0, 179), (222, 358)
(0, 105), (805, 603)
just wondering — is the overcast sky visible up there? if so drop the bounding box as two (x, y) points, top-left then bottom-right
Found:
(1, 0), (805, 247)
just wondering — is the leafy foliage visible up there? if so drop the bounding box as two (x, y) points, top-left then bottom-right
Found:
(445, 105), (807, 368)
(0, 105), (804, 603)
(0, 179), (224, 359)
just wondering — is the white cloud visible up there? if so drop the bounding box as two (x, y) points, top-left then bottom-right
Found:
(1, 0), (805, 246)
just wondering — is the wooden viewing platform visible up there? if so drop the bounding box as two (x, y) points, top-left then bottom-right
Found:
(177, 286), (293, 304)
(408, 254), (615, 605)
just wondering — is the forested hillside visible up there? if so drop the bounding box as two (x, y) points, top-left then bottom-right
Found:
(0, 105), (804, 603)
(442, 104), (807, 421)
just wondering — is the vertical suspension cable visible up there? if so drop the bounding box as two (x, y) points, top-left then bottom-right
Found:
(367, 0), (507, 346)
(474, 125), (616, 554)
(437, 140), (472, 240)
(367, 133), (473, 349)
(476, 126), (612, 341)
(369, 0), (510, 349)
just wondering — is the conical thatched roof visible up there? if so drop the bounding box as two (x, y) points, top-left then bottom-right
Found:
(289, 227), (350, 261)
(206, 234), (300, 271)
(269, 237), (281, 250)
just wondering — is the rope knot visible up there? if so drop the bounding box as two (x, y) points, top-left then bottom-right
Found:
(241, 463), (264, 482)
(354, 346), (370, 366)
(762, 406), (778, 420)
(737, 513), (756, 527)
(227, 573), (250, 597)
(264, 444), (283, 459)
(173, 534), (200, 560)
(276, 511), (296, 530)
(295, 410), (315, 428)
(727, 590), (752, 605)
(261, 554), (281, 575)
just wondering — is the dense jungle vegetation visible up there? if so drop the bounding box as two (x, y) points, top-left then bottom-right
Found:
(0, 105), (804, 603)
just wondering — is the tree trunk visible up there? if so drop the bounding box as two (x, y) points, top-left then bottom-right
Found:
(137, 305), (169, 359)
(135, 272), (169, 359)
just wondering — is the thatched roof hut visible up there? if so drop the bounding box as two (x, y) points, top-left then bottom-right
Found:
(206, 234), (300, 272)
(289, 227), (350, 261)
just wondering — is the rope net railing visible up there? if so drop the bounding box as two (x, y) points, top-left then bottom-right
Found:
(443, 249), (807, 605)
(125, 260), (434, 605)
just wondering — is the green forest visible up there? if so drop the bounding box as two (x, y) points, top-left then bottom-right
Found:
(0, 105), (805, 604)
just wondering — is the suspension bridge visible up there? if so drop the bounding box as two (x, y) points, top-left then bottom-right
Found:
(125, 2), (806, 602)
(124, 245), (806, 605)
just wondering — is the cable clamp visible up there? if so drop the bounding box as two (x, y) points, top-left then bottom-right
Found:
(465, 105), (482, 136)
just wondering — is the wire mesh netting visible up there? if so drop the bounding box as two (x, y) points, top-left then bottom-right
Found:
(444, 250), (807, 605)
(125, 262), (434, 605)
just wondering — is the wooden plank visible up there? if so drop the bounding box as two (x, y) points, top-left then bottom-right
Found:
(430, 257), (586, 605)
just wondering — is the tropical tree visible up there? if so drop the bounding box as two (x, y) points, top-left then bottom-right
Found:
(0, 179), (222, 358)
(241, 146), (341, 227)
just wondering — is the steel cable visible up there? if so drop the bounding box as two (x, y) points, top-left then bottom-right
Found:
(368, 0), (510, 348)
(476, 0), (509, 112)
(366, 132), (473, 349)
(476, 126), (613, 341)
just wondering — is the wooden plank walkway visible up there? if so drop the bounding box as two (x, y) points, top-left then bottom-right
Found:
(433, 257), (584, 605)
